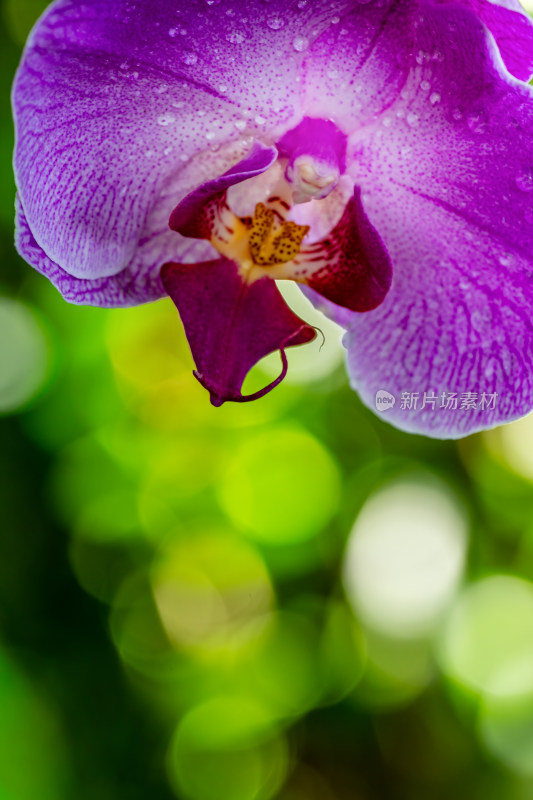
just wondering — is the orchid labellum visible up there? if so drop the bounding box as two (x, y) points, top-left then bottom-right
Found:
(12, 0), (533, 437)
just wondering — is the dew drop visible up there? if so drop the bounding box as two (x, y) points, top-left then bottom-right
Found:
(420, 80), (430, 91)
(254, 114), (267, 125)
(267, 17), (285, 29)
(292, 34), (309, 52)
(466, 112), (487, 134)
(429, 92), (441, 105)
(406, 112), (419, 127)
(205, 131), (215, 140)
(157, 113), (176, 126)
(181, 52), (198, 65)
(226, 30), (245, 43)
(331, 15), (340, 23)
(516, 170), (533, 193)
(234, 119), (246, 131)
(297, 0), (307, 7)
(168, 27), (177, 37)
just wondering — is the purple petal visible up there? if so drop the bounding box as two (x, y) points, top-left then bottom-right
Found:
(13, 0), (370, 298)
(15, 195), (211, 307)
(299, 1), (416, 130)
(439, 0), (533, 81)
(169, 142), (277, 239)
(337, 2), (533, 438)
(161, 258), (316, 406)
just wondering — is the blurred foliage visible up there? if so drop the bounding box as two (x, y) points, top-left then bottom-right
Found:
(4, 3), (533, 799)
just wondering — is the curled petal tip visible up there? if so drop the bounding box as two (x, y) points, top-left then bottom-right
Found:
(162, 258), (315, 405)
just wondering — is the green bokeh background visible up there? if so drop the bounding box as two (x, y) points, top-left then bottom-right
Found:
(3, 4), (533, 799)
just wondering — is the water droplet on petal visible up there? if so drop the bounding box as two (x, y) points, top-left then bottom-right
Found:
(420, 80), (430, 91)
(168, 27), (177, 37)
(297, 0), (307, 8)
(157, 113), (176, 126)
(331, 15), (340, 23)
(429, 92), (441, 105)
(406, 112), (419, 127)
(234, 120), (246, 131)
(466, 112), (488, 134)
(226, 30), (245, 43)
(254, 114), (267, 125)
(267, 17), (285, 29)
(292, 34), (309, 52)
(516, 170), (533, 193)
(205, 131), (215, 140)
(181, 52), (198, 65)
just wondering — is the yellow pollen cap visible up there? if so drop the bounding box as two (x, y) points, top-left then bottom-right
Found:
(248, 202), (309, 266)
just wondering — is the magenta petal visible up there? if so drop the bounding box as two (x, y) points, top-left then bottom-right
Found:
(169, 142), (277, 239)
(449, 0), (533, 81)
(161, 258), (316, 406)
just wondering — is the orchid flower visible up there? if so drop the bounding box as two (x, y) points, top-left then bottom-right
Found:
(12, 0), (533, 438)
